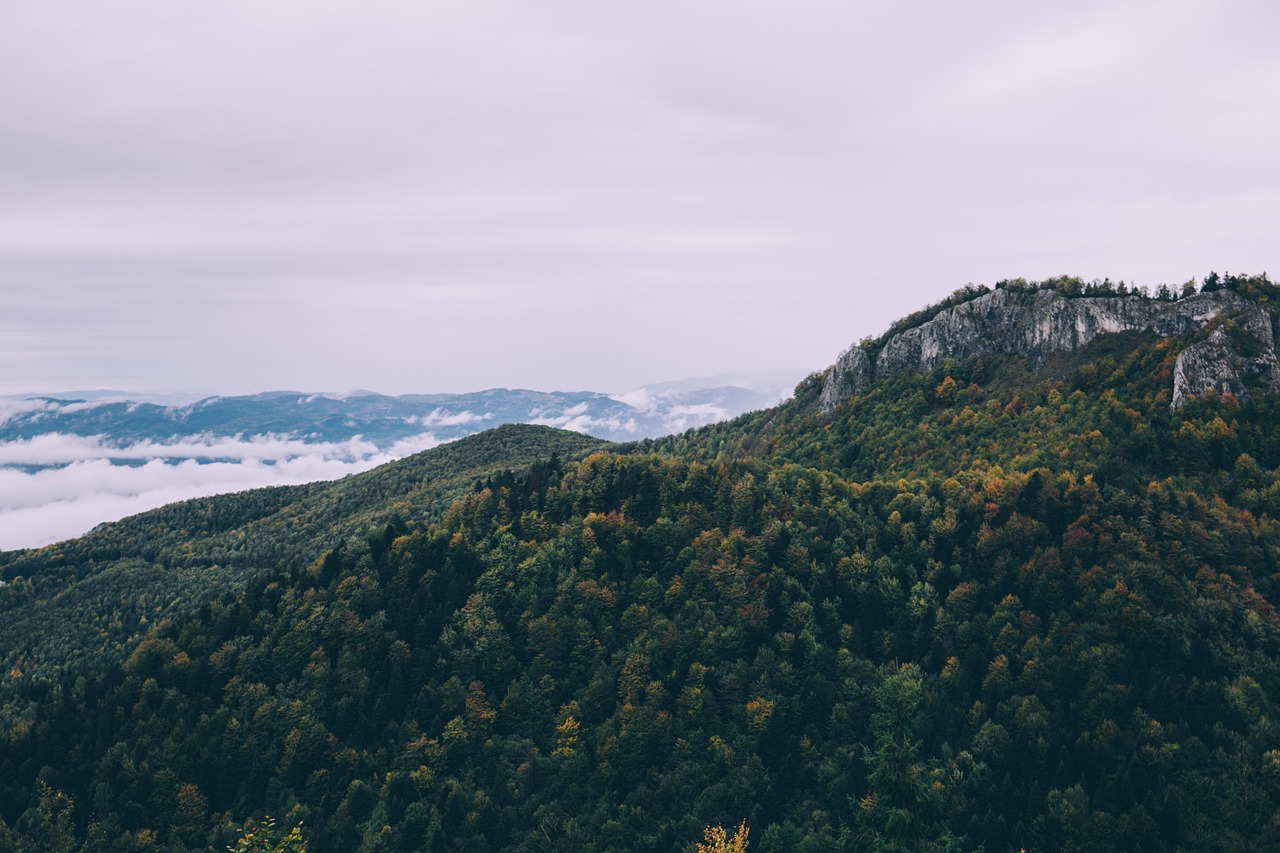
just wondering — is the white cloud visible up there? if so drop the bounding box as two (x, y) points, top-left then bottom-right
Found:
(609, 388), (655, 412)
(384, 432), (446, 457)
(655, 403), (731, 435)
(523, 401), (642, 436)
(0, 431), (444, 550)
(412, 408), (491, 427)
(0, 432), (387, 467)
(0, 398), (55, 426)
(527, 411), (638, 436)
(54, 399), (122, 415)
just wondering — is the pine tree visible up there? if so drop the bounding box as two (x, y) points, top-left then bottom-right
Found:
(845, 663), (960, 852)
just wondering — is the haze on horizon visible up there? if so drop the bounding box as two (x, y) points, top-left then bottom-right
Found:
(2, 0), (1278, 398)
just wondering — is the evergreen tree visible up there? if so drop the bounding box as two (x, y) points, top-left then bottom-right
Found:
(846, 664), (960, 852)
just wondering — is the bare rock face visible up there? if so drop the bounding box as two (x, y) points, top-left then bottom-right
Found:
(1172, 327), (1280, 408)
(818, 344), (871, 413)
(820, 288), (1279, 412)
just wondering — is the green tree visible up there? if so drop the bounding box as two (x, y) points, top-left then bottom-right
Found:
(17, 783), (77, 853)
(228, 817), (307, 852)
(845, 663), (959, 852)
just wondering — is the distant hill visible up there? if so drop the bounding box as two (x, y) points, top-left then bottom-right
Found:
(0, 372), (803, 550)
(0, 373), (804, 449)
(3, 275), (1280, 851)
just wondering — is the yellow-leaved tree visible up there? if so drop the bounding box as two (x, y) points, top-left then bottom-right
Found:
(697, 820), (748, 853)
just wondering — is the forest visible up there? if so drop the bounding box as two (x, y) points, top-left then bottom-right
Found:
(2, 275), (1280, 851)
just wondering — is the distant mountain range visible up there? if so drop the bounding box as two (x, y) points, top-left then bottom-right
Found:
(0, 370), (805, 550)
(0, 369), (804, 450)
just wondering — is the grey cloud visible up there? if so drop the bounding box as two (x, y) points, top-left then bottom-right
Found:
(1, 1), (1277, 397)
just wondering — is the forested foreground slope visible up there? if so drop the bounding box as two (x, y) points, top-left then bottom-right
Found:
(4, 278), (1280, 851)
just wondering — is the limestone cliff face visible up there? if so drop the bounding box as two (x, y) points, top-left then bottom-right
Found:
(819, 288), (1280, 412)
(1172, 326), (1280, 407)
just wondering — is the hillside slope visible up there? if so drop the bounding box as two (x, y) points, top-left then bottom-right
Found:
(0, 425), (604, 699)
(3, 277), (1280, 852)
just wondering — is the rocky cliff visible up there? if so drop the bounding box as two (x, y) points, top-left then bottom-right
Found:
(820, 288), (1280, 412)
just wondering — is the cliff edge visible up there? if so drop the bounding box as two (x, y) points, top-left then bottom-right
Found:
(820, 287), (1280, 412)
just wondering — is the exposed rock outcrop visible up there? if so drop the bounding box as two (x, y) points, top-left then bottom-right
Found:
(818, 345), (872, 413)
(1172, 326), (1280, 408)
(820, 288), (1280, 412)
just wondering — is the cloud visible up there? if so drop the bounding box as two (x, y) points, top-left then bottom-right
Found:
(527, 406), (639, 437)
(5, 2), (1276, 398)
(0, 397), (56, 426)
(0, 431), (443, 550)
(384, 432), (446, 457)
(609, 388), (655, 413)
(50, 398), (125, 415)
(409, 409), (492, 427)
(0, 431), (390, 467)
(659, 403), (730, 434)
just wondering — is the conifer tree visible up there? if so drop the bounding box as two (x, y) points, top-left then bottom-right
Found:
(846, 663), (960, 852)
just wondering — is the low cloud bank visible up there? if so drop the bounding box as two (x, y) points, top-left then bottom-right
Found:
(410, 409), (490, 427)
(527, 402), (639, 436)
(0, 431), (442, 551)
(0, 432), (393, 467)
(0, 373), (808, 552)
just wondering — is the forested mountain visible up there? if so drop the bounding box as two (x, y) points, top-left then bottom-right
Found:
(3, 275), (1280, 851)
(0, 426), (606, 704)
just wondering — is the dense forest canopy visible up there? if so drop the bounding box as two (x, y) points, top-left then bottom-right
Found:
(2, 275), (1280, 851)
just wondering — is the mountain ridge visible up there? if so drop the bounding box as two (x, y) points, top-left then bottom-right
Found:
(1, 374), (803, 448)
(820, 282), (1280, 413)
(0, 424), (606, 573)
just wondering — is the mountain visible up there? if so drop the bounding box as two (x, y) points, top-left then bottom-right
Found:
(0, 373), (804, 450)
(0, 373), (803, 551)
(820, 280), (1280, 413)
(2, 274), (1280, 851)
(0, 425), (606, 704)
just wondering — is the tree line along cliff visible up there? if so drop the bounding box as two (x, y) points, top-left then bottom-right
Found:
(819, 273), (1280, 413)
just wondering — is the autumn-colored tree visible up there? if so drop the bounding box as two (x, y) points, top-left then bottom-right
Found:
(697, 820), (749, 853)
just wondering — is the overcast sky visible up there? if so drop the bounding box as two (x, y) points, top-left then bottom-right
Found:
(3, 0), (1277, 397)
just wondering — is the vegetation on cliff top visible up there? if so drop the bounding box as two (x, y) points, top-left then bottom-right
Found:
(852, 271), (1277, 362)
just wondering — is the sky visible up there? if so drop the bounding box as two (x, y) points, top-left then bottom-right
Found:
(2, 0), (1279, 397)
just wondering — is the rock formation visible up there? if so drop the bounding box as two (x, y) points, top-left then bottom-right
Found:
(820, 288), (1280, 412)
